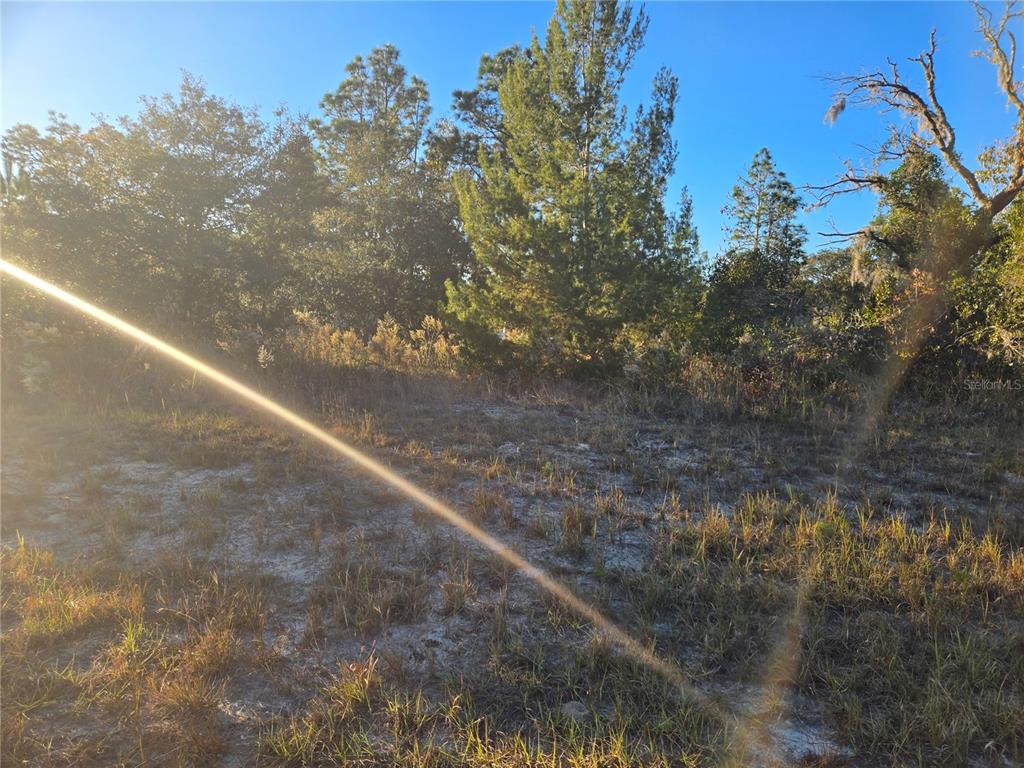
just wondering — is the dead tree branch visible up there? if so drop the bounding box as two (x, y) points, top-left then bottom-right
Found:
(811, 1), (1024, 222)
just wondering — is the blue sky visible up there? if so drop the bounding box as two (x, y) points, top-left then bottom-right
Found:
(2, 2), (1016, 254)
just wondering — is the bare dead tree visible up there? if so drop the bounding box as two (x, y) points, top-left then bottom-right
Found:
(812, 1), (1024, 240)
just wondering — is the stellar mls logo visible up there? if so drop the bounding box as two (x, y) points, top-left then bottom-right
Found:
(963, 378), (1023, 391)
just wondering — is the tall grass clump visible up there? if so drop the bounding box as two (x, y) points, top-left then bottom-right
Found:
(629, 493), (1024, 763)
(287, 313), (461, 374)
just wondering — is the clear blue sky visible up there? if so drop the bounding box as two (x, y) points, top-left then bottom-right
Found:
(2, 1), (1016, 255)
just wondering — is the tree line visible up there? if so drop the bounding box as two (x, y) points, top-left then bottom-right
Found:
(3, 0), (1022, 385)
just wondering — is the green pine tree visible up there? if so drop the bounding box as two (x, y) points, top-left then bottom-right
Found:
(308, 45), (469, 332)
(701, 148), (806, 352)
(722, 147), (805, 258)
(447, 0), (691, 373)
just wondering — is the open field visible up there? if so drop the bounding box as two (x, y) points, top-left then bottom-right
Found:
(3, 368), (1022, 767)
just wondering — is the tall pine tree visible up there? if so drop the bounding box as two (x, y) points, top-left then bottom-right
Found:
(722, 147), (805, 258)
(307, 45), (469, 331)
(701, 148), (806, 352)
(447, 0), (691, 372)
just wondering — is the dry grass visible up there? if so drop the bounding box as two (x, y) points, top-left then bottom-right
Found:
(2, 358), (1022, 766)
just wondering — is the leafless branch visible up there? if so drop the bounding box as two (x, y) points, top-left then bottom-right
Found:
(976, 1), (1024, 213)
(816, 229), (865, 250)
(806, 163), (886, 208)
(816, 224), (913, 267)
(813, 1), (1024, 218)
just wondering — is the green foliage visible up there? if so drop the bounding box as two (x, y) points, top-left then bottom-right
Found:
(434, 45), (525, 171)
(846, 148), (1022, 370)
(1, 10), (1020, 387)
(1, 74), (323, 339)
(447, 0), (699, 373)
(722, 147), (805, 258)
(794, 248), (882, 374)
(0, 153), (31, 199)
(947, 198), (1024, 366)
(306, 45), (470, 332)
(700, 149), (805, 355)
